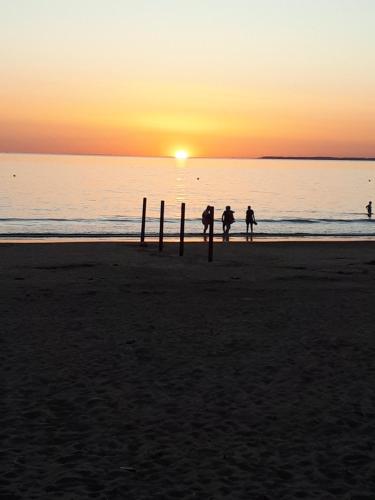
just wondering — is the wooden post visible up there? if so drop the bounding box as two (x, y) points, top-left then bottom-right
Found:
(208, 205), (214, 262)
(179, 202), (185, 256)
(159, 200), (165, 252)
(140, 197), (147, 245)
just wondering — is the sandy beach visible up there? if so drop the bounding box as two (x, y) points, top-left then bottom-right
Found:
(2, 241), (375, 499)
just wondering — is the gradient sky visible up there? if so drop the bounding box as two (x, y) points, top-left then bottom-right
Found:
(1, 0), (375, 157)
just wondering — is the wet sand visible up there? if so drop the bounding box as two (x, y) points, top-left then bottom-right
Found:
(2, 241), (375, 499)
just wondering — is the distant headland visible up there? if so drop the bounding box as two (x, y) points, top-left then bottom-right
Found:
(260, 156), (375, 161)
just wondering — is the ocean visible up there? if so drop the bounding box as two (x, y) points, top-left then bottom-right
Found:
(1, 153), (375, 240)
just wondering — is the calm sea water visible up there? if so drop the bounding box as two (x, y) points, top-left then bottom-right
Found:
(1, 153), (375, 239)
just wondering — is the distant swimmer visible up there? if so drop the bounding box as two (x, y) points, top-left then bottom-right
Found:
(366, 201), (372, 218)
(201, 205), (212, 234)
(246, 205), (257, 235)
(222, 205), (235, 234)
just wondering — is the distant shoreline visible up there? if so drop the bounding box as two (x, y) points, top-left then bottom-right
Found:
(2, 151), (375, 161)
(261, 156), (375, 161)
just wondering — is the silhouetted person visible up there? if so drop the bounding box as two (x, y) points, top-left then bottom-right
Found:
(246, 205), (257, 235)
(222, 206), (235, 234)
(366, 201), (372, 218)
(202, 205), (212, 234)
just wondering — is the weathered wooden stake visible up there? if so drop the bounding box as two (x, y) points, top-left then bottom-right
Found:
(159, 200), (165, 252)
(179, 202), (185, 256)
(208, 205), (214, 262)
(140, 197), (147, 245)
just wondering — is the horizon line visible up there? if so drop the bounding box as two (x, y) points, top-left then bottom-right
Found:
(1, 151), (375, 161)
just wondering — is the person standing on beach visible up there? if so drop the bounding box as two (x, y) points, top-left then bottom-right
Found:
(222, 206), (235, 234)
(366, 201), (372, 218)
(202, 205), (212, 234)
(246, 205), (257, 235)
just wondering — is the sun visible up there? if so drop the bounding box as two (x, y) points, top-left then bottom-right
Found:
(175, 150), (189, 159)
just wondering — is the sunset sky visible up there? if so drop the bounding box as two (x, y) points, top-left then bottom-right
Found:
(1, 0), (375, 158)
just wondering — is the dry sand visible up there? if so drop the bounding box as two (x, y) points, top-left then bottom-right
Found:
(2, 241), (375, 500)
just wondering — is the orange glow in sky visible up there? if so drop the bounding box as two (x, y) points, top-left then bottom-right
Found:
(1, 1), (375, 158)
